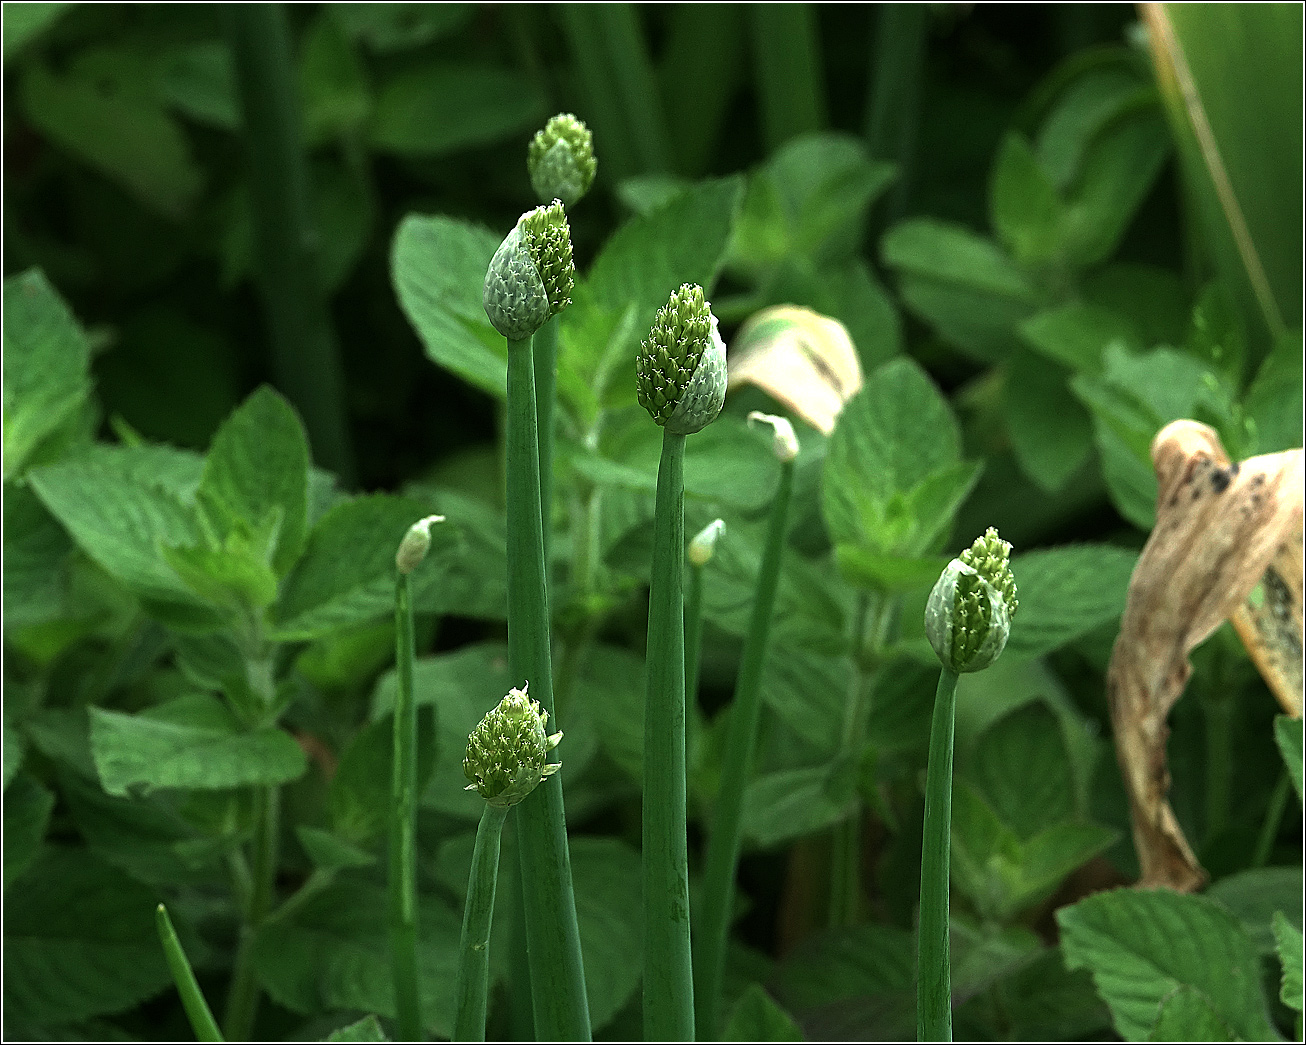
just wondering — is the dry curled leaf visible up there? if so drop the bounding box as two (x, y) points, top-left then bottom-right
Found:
(726, 305), (861, 435)
(1107, 419), (1303, 891)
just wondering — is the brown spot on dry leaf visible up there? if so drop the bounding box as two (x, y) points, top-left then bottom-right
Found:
(1107, 420), (1303, 892)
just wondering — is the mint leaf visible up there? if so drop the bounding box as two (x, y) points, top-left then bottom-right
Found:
(274, 493), (456, 640)
(1019, 303), (1141, 374)
(1145, 985), (1235, 1041)
(1273, 912), (1303, 1013)
(1207, 866), (1303, 954)
(881, 218), (1037, 360)
(3, 774), (55, 889)
(1004, 350), (1094, 493)
(369, 63), (545, 157)
(1274, 714), (1304, 804)
(2, 482), (73, 630)
(197, 386), (310, 577)
(3, 269), (93, 479)
(723, 983), (803, 1042)
(1057, 888), (1276, 1041)
(990, 133), (1063, 267)
(1005, 545), (1137, 660)
(965, 704), (1074, 839)
(328, 706), (436, 844)
(3, 847), (171, 1024)
(392, 214), (503, 397)
(741, 765), (856, 848)
(89, 694), (307, 796)
(325, 1014), (389, 1041)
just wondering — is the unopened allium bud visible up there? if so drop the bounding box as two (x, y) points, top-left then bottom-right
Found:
(636, 284), (727, 436)
(747, 411), (800, 462)
(528, 113), (596, 208)
(688, 519), (726, 567)
(483, 201), (575, 340)
(925, 528), (1018, 673)
(463, 683), (563, 809)
(395, 514), (446, 574)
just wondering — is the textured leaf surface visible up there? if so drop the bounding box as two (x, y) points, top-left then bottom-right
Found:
(1274, 714), (1304, 803)
(723, 983), (803, 1042)
(3, 847), (170, 1025)
(2, 269), (93, 479)
(1273, 912), (1303, 1013)
(1057, 888), (1276, 1041)
(1005, 544), (1137, 660)
(89, 694), (307, 796)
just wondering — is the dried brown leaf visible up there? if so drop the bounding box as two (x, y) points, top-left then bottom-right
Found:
(1107, 420), (1304, 891)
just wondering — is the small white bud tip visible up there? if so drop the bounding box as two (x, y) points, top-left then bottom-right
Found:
(747, 411), (800, 462)
(395, 514), (447, 574)
(688, 519), (726, 567)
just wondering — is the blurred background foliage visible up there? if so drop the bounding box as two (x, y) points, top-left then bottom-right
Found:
(3, 3), (1302, 1041)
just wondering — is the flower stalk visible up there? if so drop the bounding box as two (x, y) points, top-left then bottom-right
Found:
(694, 413), (798, 1040)
(157, 904), (223, 1042)
(638, 284), (727, 1040)
(917, 528), (1017, 1042)
(685, 519), (725, 701)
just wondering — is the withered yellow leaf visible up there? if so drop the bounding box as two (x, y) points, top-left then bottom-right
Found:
(1107, 420), (1303, 891)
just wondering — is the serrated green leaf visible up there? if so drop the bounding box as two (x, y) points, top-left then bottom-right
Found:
(1005, 544), (1137, 660)
(197, 386), (310, 576)
(251, 875), (461, 1038)
(1246, 335), (1305, 456)
(20, 61), (202, 218)
(324, 1013), (389, 1041)
(369, 63), (545, 156)
(328, 705), (436, 844)
(1145, 984), (1235, 1041)
(1207, 866), (1303, 954)
(965, 704), (1073, 840)
(1004, 350), (1094, 493)
(569, 838), (644, 1029)
(3, 269), (93, 479)
(29, 445), (223, 628)
(758, 646), (852, 755)
(3, 774), (55, 889)
(273, 493), (456, 640)
(823, 357), (975, 558)
(89, 694), (307, 797)
(723, 983), (803, 1041)
(1019, 303), (1141, 374)
(1274, 715), (1304, 804)
(3, 847), (171, 1024)
(833, 546), (951, 596)
(881, 218), (1037, 360)
(990, 133), (1063, 267)
(773, 923), (914, 1019)
(295, 825), (376, 871)
(391, 214), (504, 397)
(2, 482), (73, 630)
(741, 765), (856, 848)
(1273, 912), (1303, 1013)
(1057, 888), (1276, 1041)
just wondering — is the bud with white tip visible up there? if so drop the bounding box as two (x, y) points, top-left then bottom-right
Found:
(688, 519), (726, 567)
(396, 515), (447, 574)
(463, 683), (563, 809)
(747, 411), (799, 463)
(925, 528), (1018, 674)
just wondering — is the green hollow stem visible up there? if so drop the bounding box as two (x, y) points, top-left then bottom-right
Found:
(224, 3), (354, 483)
(594, 3), (671, 173)
(1252, 771), (1291, 868)
(694, 459), (795, 1040)
(454, 804), (510, 1041)
(643, 430), (695, 1042)
(505, 335), (592, 1041)
(223, 784), (279, 1041)
(917, 667), (959, 1042)
(557, 6), (637, 179)
(390, 571), (423, 1042)
(157, 904), (224, 1042)
(535, 319), (558, 572)
(685, 561), (706, 703)
(507, 830), (536, 1040)
(750, 4), (827, 152)
(865, 3), (927, 228)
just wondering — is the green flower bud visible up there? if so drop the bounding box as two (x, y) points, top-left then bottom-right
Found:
(687, 519), (725, 567)
(747, 411), (799, 462)
(463, 683), (563, 809)
(395, 514), (446, 575)
(925, 528), (1018, 673)
(636, 283), (727, 436)
(528, 113), (596, 208)
(483, 201), (575, 340)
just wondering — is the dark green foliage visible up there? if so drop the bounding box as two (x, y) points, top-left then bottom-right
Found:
(3, 5), (1300, 1042)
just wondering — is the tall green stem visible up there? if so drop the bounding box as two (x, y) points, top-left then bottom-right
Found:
(643, 431), (694, 1041)
(685, 560), (706, 703)
(865, 4), (927, 228)
(505, 335), (592, 1041)
(157, 904), (224, 1042)
(917, 667), (959, 1042)
(454, 804), (510, 1041)
(224, 3), (354, 482)
(390, 571), (423, 1041)
(223, 784), (279, 1041)
(750, 4), (827, 151)
(535, 319), (558, 570)
(694, 459), (795, 1040)
(1252, 771), (1291, 868)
